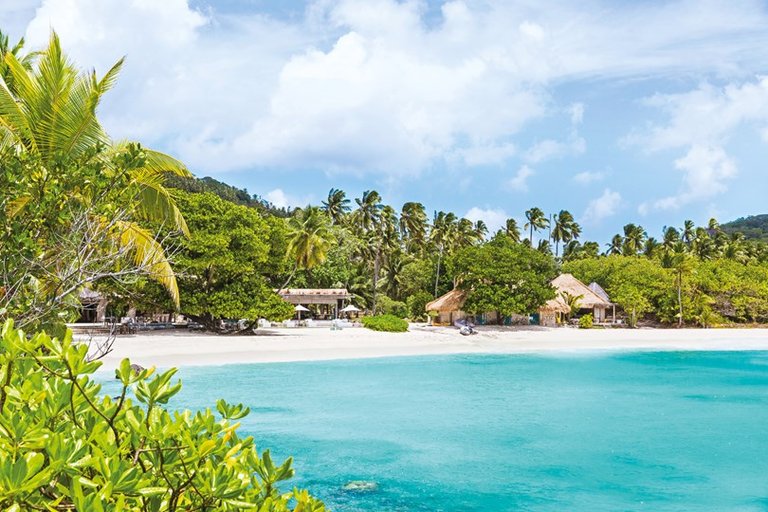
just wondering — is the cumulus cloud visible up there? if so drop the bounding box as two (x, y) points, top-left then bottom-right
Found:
(507, 165), (534, 191)
(264, 188), (310, 209)
(627, 78), (768, 209)
(8, 0), (768, 177)
(573, 170), (605, 185)
(582, 188), (622, 223)
(464, 207), (509, 234)
(640, 145), (736, 213)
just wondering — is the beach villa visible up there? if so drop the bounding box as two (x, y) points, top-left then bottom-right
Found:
(277, 288), (352, 319)
(426, 274), (614, 326)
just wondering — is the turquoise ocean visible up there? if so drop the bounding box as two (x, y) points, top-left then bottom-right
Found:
(101, 352), (768, 511)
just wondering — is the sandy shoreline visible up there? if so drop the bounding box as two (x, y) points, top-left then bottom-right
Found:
(90, 324), (768, 370)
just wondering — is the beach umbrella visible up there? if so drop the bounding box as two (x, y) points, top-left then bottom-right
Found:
(294, 304), (309, 320)
(339, 304), (360, 318)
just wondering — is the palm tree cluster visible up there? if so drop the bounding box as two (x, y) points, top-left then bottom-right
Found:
(604, 218), (768, 264)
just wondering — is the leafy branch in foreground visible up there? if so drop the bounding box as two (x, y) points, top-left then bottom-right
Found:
(0, 320), (325, 511)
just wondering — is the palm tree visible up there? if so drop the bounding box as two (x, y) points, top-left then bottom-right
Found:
(473, 220), (488, 241)
(662, 226), (680, 252)
(524, 207), (549, 244)
(682, 219), (696, 245)
(606, 234), (623, 255)
(0, 32), (190, 306)
(280, 206), (333, 291)
(551, 210), (580, 257)
(537, 239), (552, 255)
(621, 224), (646, 255)
(400, 202), (428, 253)
(669, 242), (693, 327)
(504, 218), (521, 243)
(321, 188), (350, 225)
(643, 237), (661, 258)
(353, 190), (383, 233)
(430, 211), (457, 296)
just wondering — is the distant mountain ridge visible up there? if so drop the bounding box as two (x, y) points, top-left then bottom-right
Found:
(722, 214), (768, 242)
(165, 174), (292, 218)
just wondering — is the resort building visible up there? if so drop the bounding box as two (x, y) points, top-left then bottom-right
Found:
(425, 289), (468, 325)
(426, 274), (615, 327)
(277, 288), (353, 319)
(549, 273), (614, 324)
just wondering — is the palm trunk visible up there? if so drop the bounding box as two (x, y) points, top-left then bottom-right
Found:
(677, 269), (683, 327)
(434, 247), (443, 297)
(278, 262), (299, 294)
(372, 248), (380, 314)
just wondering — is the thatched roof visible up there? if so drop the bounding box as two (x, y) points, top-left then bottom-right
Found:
(539, 296), (570, 314)
(552, 274), (611, 308)
(425, 289), (466, 312)
(588, 282), (611, 303)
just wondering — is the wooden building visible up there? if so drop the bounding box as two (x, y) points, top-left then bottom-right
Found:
(277, 288), (353, 319)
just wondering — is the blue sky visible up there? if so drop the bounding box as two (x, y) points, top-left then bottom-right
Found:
(3, 0), (768, 244)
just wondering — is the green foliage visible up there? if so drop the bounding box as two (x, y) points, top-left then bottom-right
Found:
(578, 314), (593, 329)
(0, 33), (190, 332)
(449, 235), (558, 318)
(165, 174), (292, 218)
(172, 191), (294, 329)
(406, 291), (434, 321)
(361, 315), (409, 332)
(375, 296), (408, 318)
(721, 214), (768, 242)
(0, 320), (325, 510)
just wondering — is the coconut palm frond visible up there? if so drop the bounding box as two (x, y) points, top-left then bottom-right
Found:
(116, 221), (179, 307)
(135, 182), (189, 235)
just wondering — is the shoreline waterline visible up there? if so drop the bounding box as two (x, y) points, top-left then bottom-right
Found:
(91, 325), (768, 369)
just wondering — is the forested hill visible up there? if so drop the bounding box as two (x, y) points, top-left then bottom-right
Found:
(722, 214), (768, 242)
(165, 174), (293, 218)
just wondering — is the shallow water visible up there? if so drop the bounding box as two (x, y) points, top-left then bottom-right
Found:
(101, 352), (768, 511)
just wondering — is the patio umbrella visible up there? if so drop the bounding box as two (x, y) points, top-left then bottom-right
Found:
(294, 304), (309, 320)
(339, 304), (360, 319)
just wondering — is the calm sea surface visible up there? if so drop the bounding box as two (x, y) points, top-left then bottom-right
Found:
(101, 352), (768, 511)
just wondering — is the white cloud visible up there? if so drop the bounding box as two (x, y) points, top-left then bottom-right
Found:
(573, 170), (605, 185)
(7, 0), (768, 177)
(264, 188), (309, 209)
(507, 164), (534, 191)
(646, 145), (736, 211)
(582, 188), (622, 223)
(464, 207), (508, 234)
(627, 78), (766, 209)
(569, 102), (585, 125)
(452, 142), (516, 167)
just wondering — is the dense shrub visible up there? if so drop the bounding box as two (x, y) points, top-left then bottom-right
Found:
(376, 296), (408, 318)
(0, 320), (325, 511)
(361, 314), (409, 332)
(579, 314), (594, 329)
(406, 291), (434, 321)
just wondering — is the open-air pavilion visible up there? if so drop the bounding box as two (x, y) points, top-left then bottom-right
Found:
(277, 288), (353, 319)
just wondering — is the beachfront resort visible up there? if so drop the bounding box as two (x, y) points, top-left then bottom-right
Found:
(3, 2), (768, 510)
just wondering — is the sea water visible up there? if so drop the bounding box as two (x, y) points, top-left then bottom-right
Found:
(100, 352), (768, 511)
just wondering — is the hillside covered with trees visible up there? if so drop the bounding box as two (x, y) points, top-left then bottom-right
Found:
(722, 214), (768, 242)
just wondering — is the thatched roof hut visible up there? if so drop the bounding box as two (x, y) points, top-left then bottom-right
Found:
(588, 282), (611, 303)
(539, 296), (570, 314)
(551, 274), (611, 308)
(425, 289), (467, 312)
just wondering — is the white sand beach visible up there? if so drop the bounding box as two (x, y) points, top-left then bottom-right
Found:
(94, 325), (768, 370)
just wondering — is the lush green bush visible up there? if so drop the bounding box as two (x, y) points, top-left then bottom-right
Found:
(361, 314), (409, 332)
(579, 314), (594, 329)
(406, 291), (434, 321)
(0, 320), (325, 511)
(376, 296), (408, 318)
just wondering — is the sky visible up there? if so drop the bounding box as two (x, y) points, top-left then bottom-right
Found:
(2, 0), (768, 244)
